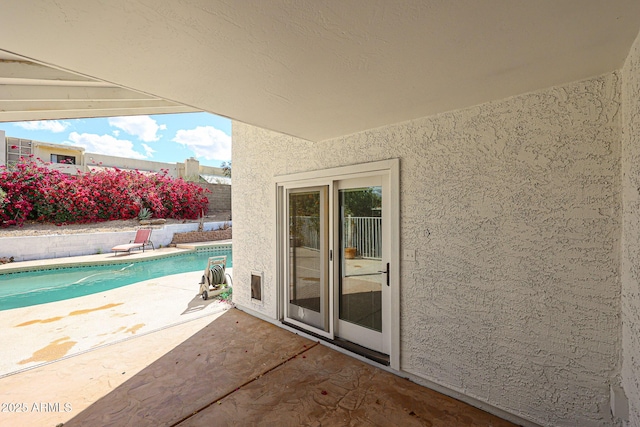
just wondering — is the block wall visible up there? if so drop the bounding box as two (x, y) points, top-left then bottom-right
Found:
(0, 222), (227, 261)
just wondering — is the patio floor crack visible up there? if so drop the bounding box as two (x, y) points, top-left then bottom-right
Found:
(170, 340), (320, 426)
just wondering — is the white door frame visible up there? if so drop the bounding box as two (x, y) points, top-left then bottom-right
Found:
(281, 184), (332, 339)
(274, 159), (400, 370)
(334, 175), (390, 354)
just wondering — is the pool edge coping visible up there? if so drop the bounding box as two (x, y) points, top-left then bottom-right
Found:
(0, 241), (232, 275)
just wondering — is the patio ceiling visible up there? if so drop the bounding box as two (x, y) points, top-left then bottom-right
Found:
(1, 1), (640, 141)
(0, 51), (197, 122)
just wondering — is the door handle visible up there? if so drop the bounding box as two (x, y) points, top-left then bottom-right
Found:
(377, 263), (390, 287)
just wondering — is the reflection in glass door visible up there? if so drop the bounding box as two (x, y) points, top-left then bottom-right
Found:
(336, 176), (388, 353)
(286, 187), (329, 333)
(339, 187), (382, 330)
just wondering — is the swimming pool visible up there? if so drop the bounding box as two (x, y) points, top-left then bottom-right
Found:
(0, 249), (232, 311)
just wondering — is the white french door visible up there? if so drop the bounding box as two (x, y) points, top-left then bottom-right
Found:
(279, 165), (396, 359)
(334, 175), (390, 354)
(283, 185), (331, 337)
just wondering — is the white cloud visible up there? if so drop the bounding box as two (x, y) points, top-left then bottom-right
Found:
(108, 116), (166, 142)
(141, 143), (156, 157)
(172, 126), (231, 161)
(67, 132), (147, 159)
(15, 120), (70, 133)
(112, 130), (120, 137)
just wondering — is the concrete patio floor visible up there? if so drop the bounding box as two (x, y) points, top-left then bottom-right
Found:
(1, 308), (519, 426)
(0, 247), (520, 426)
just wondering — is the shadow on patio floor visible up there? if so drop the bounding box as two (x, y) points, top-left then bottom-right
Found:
(63, 309), (518, 426)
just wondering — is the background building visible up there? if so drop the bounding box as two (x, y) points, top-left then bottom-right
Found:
(1, 132), (228, 183)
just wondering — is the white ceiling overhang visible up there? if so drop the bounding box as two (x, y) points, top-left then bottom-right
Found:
(0, 51), (197, 122)
(1, 1), (640, 141)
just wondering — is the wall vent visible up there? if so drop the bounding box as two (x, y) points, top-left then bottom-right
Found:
(251, 271), (263, 302)
(610, 384), (629, 422)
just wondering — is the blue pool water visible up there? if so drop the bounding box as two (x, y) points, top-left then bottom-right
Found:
(0, 249), (232, 311)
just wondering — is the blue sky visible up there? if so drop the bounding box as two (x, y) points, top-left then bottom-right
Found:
(1, 112), (231, 168)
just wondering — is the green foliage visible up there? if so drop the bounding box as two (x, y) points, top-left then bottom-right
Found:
(341, 187), (382, 217)
(218, 286), (233, 302)
(221, 161), (232, 178)
(289, 191), (321, 246)
(290, 191), (320, 217)
(138, 207), (152, 221)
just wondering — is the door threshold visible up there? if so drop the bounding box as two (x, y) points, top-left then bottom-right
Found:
(283, 321), (390, 366)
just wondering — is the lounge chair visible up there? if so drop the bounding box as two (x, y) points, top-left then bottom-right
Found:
(112, 228), (155, 255)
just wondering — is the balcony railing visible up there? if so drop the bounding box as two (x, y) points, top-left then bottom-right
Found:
(293, 216), (382, 259)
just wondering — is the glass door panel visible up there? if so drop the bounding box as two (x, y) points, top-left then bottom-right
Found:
(286, 187), (328, 332)
(339, 186), (383, 331)
(335, 175), (388, 354)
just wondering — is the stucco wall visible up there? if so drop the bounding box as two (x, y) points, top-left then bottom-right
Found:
(233, 73), (622, 426)
(622, 28), (640, 427)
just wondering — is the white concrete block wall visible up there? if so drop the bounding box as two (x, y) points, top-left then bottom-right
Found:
(86, 153), (180, 177)
(622, 27), (640, 427)
(0, 222), (230, 261)
(233, 73), (622, 426)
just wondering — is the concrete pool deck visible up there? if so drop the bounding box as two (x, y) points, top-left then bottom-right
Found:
(0, 270), (232, 377)
(0, 244), (233, 376)
(0, 245), (234, 426)
(0, 313), (226, 426)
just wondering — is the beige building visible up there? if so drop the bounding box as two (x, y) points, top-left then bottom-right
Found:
(5, 135), (85, 174)
(1, 134), (227, 182)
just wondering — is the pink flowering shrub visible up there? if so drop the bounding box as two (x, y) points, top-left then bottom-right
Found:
(0, 158), (209, 227)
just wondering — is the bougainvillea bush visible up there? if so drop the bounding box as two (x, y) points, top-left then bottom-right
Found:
(0, 158), (209, 227)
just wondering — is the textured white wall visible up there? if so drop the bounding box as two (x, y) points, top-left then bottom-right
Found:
(233, 73), (622, 426)
(622, 28), (640, 427)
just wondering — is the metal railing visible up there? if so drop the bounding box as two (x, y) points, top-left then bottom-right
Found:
(343, 216), (381, 259)
(292, 215), (382, 259)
